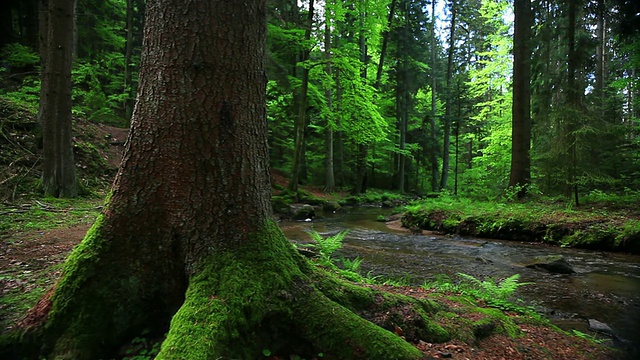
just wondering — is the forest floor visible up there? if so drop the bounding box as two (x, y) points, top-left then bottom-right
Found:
(0, 98), (631, 358)
(0, 219), (624, 359)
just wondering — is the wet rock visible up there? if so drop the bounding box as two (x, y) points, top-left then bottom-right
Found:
(588, 319), (614, 335)
(322, 201), (341, 212)
(291, 204), (316, 221)
(525, 255), (576, 274)
(475, 256), (493, 264)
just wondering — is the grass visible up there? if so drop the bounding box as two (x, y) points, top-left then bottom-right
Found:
(0, 197), (103, 234)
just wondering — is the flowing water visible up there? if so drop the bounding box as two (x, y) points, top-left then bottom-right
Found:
(279, 206), (640, 354)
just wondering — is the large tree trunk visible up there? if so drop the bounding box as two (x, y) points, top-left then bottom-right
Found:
(508, 0), (532, 198)
(4, 1), (444, 359)
(40, 0), (77, 198)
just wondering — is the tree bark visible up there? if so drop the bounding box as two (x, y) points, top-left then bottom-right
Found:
(508, 0), (532, 198)
(288, 0), (315, 192)
(397, 0), (409, 193)
(123, 0), (135, 123)
(352, 3), (370, 195)
(440, 0), (456, 190)
(3, 1), (444, 359)
(324, 5), (335, 192)
(567, 0), (579, 205)
(40, 0), (77, 198)
(429, 0), (440, 192)
(374, 0), (397, 89)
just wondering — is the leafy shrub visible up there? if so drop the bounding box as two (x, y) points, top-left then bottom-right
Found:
(1, 43), (39, 68)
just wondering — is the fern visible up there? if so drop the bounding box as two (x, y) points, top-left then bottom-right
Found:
(457, 273), (528, 301)
(342, 256), (363, 272)
(307, 229), (349, 265)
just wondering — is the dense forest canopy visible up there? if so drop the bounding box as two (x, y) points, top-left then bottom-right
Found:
(1, 0), (639, 200)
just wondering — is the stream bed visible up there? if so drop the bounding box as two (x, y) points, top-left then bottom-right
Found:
(279, 206), (640, 354)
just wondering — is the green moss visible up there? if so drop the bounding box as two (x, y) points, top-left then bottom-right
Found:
(474, 307), (521, 338)
(403, 197), (640, 253)
(311, 269), (376, 310)
(158, 221), (427, 359)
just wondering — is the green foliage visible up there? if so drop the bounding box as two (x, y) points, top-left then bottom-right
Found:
(122, 331), (162, 360)
(455, 273), (527, 302)
(307, 229), (349, 266)
(570, 330), (609, 344)
(1, 76), (41, 110)
(0, 44), (40, 68)
(423, 273), (536, 315)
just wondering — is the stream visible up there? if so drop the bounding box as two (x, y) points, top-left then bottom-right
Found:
(279, 206), (640, 354)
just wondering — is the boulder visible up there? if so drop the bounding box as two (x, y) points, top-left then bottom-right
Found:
(525, 255), (576, 274)
(322, 201), (341, 212)
(292, 204), (315, 221)
(588, 319), (614, 335)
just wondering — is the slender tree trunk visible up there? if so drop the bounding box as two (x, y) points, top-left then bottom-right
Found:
(353, 3), (369, 195)
(429, 0), (440, 192)
(324, 6), (335, 192)
(37, 0), (49, 126)
(335, 32), (346, 187)
(595, 0), (606, 115)
(40, 0), (77, 198)
(440, 0), (456, 190)
(508, 0), (532, 198)
(288, 0), (314, 192)
(567, 0), (579, 205)
(374, 0), (397, 89)
(123, 0), (135, 123)
(397, 0), (409, 193)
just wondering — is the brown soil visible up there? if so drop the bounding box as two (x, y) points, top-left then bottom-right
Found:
(0, 224), (622, 359)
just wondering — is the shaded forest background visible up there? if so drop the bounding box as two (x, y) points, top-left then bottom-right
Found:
(1, 0), (639, 201)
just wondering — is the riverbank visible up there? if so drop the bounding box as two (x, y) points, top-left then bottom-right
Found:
(401, 196), (640, 254)
(1, 215), (627, 359)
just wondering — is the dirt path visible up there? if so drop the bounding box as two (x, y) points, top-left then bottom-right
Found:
(0, 225), (89, 330)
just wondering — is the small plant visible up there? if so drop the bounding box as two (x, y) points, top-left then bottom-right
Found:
(571, 329), (609, 344)
(122, 331), (162, 360)
(456, 273), (527, 301)
(306, 229), (349, 266)
(341, 257), (363, 272)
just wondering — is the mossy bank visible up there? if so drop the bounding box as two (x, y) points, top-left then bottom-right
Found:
(402, 196), (640, 254)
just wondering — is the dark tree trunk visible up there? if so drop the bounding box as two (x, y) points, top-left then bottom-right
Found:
(324, 8), (335, 192)
(567, 0), (579, 205)
(508, 0), (532, 198)
(374, 0), (397, 89)
(123, 0), (135, 123)
(40, 0), (77, 198)
(288, 0), (315, 192)
(397, 0), (409, 193)
(352, 5), (370, 195)
(429, 0), (440, 192)
(440, 0), (456, 190)
(4, 1), (439, 359)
